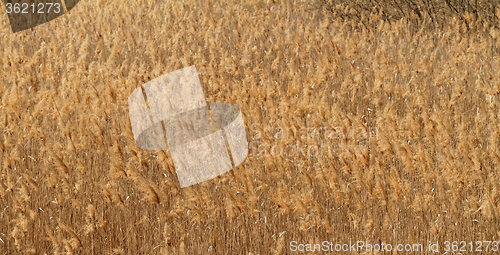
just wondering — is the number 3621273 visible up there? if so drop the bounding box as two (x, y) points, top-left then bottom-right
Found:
(5, 3), (61, 14)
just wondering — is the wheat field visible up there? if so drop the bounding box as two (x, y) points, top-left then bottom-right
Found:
(1, 0), (500, 254)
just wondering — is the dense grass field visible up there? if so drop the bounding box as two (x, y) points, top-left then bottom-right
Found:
(1, 0), (500, 254)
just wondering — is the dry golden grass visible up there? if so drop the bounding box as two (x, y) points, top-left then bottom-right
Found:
(1, 0), (500, 254)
